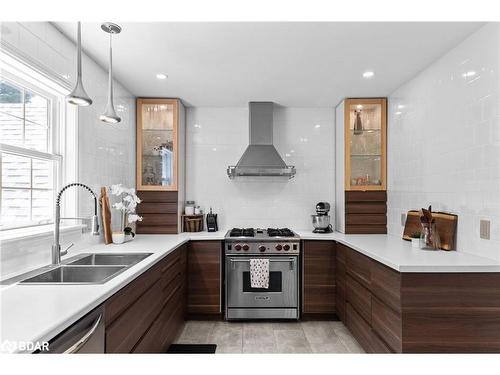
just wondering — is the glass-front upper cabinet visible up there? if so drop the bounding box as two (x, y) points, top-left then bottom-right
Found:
(136, 98), (178, 191)
(344, 98), (387, 190)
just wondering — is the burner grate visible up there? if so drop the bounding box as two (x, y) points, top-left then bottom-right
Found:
(267, 228), (294, 237)
(229, 228), (255, 237)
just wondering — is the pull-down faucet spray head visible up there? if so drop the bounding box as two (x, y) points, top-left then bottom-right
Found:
(52, 183), (100, 265)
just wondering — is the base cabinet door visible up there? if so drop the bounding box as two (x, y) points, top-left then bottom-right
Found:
(187, 241), (222, 317)
(303, 241), (336, 317)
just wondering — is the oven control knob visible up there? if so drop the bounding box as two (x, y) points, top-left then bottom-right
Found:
(275, 244), (283, 251)
(242, 244), (249, 251)
(235, 244), (242, 251)
(259, 245), (266, 252)
(283, 244), (290, 251)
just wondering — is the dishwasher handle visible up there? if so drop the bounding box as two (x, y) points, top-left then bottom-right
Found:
(64, 313), (103, 354)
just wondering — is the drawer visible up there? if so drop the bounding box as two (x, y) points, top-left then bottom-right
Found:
(346, 303), (392, 353)
(137, 202), (177, 214)
(336, 243), (347, 264)
(346, 303), (372, 353)
(372, 297), (402, 353)
(106, 277), (165, 353)
(346, 249), (371, 288)
(371, 260), (401, 312)
(105, 258), (165, 326)
(346, 214), (387, 225)
(133, 287), (184, 353)
(139, 213), (178, 227)
(346, 274), (372, 324)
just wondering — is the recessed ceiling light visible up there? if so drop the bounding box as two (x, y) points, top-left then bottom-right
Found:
(462, 71), (476, 78)
(362, 71), (375, 78)
(395, 111), (402, 115)
(314, 124), (321, 129)
(156, 73), (167, 80)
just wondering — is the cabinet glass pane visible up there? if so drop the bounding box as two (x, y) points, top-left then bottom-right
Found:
(348, 103), (382, 186)
(140, 103), (175, 187)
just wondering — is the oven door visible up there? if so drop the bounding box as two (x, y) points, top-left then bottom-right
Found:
(226, 256), (298, 308)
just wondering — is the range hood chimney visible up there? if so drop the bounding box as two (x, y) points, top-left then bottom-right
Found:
(227, 102), (296, 179)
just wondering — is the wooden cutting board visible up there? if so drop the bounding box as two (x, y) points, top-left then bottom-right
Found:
(99, 187), (112, 245)
(403, 210), (458, 251)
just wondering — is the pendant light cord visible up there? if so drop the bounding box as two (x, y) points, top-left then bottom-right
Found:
(77, 21), (82, 77)
(108, 32), (114, 104)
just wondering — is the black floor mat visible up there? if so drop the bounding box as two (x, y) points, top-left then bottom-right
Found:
(167, 344), (217, 354)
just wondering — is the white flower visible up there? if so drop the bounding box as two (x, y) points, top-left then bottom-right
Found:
(113, 202), (125, 211)
(110, 184), (124, 196)
(127, 214), (143, 223)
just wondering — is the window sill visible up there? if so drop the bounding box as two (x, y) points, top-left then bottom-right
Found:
(0, 224), (85, 244)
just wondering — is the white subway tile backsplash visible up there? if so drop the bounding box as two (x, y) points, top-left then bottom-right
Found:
(388, 23), (500, 260)
(186, 107), (335, 230)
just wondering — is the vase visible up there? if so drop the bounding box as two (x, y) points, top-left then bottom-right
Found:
(112, 231), (125, 244)
(419, 222), (441, 250)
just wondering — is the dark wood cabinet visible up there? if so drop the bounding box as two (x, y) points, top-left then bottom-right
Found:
(335, 244), (347, 322)
(104, 245), (187, 353)
(346, 274), (372, 324)
(187, 240), (222, 317)
(338, 244), (402, 353)
(337, 243), (500, 353)
(302, 240), (336, 318)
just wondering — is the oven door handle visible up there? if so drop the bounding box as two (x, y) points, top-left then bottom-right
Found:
(229, 258), (296, 270)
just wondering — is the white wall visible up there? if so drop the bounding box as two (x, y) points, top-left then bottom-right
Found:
(387, 23), (500, 260)
(1, 22), (135, 278)
(186, 106), (334, 230)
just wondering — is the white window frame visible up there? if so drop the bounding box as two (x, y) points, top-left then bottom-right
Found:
(0, 49), (78, 233)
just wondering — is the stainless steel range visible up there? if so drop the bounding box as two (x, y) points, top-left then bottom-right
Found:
(225, 228), (300, 320)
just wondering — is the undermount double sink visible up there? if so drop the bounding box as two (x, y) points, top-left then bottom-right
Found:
(19, 253), (153, 285)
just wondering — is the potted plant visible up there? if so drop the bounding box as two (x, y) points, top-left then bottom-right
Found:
(110, 184), (143, 244)
(410, 231), (421, 248)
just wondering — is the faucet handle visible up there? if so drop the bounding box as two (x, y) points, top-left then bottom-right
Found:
(60, 243), (74, 256)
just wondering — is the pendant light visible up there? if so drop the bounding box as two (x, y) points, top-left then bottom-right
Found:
(66, 22), (93, 106)
(99, 22), (121, 124)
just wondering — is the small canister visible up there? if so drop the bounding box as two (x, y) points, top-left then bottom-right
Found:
(185, 200), (195, 215)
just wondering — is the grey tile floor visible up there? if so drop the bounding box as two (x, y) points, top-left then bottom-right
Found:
(173, 320), (365, 353)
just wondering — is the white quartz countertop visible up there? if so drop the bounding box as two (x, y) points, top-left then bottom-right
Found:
(0, 231), (224, 353)
(2, 229), (500, 353)
(296, 230), (500, 273)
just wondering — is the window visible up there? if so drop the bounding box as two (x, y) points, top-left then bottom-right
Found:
(0, 52), (74, 232)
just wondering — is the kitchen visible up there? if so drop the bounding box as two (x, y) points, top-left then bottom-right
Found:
(1, 1), (500, 372)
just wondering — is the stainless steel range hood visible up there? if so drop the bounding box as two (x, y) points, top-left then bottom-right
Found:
(227, 102), (296, 179)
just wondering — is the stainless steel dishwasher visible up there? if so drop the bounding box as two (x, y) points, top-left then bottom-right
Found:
(40, 306), (105, 353)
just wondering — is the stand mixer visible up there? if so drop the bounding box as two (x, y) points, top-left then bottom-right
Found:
(311, 202), (333, 233)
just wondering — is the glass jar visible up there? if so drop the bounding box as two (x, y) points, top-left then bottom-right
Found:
(185, 201), (195, 215)
(419, 222), (441, 250)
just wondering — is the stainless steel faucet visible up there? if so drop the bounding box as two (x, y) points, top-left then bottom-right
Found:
(52, 183), (100, 265)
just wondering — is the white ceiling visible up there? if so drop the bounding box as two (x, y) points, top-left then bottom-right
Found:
(55, 22), (484, 107)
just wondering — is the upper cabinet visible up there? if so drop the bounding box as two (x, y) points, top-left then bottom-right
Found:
(344, 98), (387, 191)
(136, 98), (179, 191)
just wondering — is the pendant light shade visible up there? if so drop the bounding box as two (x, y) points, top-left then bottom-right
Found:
(100, 22), (121, 124)
(66, 22), (93, 106)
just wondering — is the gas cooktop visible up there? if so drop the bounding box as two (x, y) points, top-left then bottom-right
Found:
(225, 227), (300, 254)
(227, 227), (299, 239)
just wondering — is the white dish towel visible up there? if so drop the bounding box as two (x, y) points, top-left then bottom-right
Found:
(250, 258), (269, 289)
